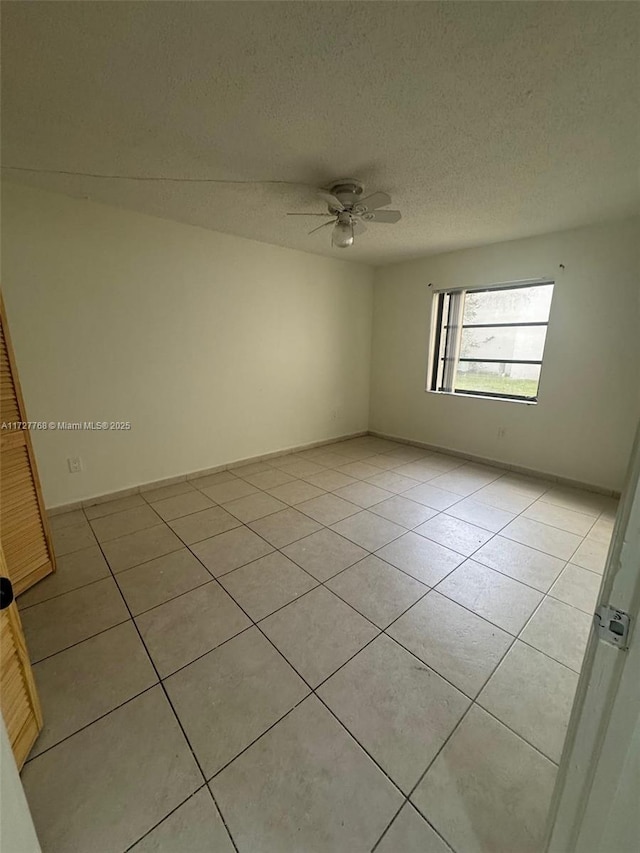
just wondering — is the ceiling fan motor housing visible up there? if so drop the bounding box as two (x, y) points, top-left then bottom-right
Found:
(326, 179), (364, 212)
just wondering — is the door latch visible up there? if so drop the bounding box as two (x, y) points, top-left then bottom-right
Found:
(0, 576), (14, 610)
(595, 605), (631, 650)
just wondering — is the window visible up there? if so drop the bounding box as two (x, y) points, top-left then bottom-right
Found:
(429, 281), (554, 402)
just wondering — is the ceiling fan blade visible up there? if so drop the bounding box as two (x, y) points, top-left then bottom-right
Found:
(353, 220), (367, 235)
(308, 220), (336, 235)
(287, 212), (335, 216)
(318, 191), (345, 211)
(360, 191), (392, 210)
(369, 209), (402, 223)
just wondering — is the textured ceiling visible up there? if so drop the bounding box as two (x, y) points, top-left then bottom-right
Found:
(2, 1), (639, 265)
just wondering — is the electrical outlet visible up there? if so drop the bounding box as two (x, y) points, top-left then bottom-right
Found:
(67, 457), (82, 474)
(497, 426), (507, 440)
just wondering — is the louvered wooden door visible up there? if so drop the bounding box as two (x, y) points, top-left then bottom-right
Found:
(1, 292), (52, 766)
(1, 294), (55, 594)
(1, 545), (43, 768)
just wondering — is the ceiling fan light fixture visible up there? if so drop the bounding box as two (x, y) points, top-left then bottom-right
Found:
(287, 179), (401, 248)
(332, 218), (354, 248)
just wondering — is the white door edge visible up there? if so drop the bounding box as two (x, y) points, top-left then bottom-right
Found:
(546, 419), (640, 853)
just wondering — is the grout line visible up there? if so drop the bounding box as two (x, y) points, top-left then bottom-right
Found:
(104, 539), (186, 573)
(121, 783), (207, 852)
(170, 524), (244, 547)
(515, 618), (589, 675)
(473, 702), (562, 767)
(139, 622), (256, 683)
(207, 788), (240, 853)
(23, 683), (159, 766)
(426, 583), (525, 639)
(369, 804), (406, 853)
(517, 593), (554, 640)
(478, 529), (583, 563)
(17, 571), (114, 611)
(382, 623), (514, 704)
(127, 577), (219, 619)
(463, 551), (564, 595)
(87, 503), (165, 539)
(322, 566), (431, 622)
(120, 781), (241, 853)
(545, 584), (599, 616)
(371, 797), (455, 853)
(28, 616), (132, 666)
(373, 698), (480, 852)
(204, 694), (312, 781)
(520, 507), (601, 536)
(564, 510), (601, 565)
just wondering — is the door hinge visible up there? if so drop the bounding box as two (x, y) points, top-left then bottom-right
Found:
(595, 605), (631, 650)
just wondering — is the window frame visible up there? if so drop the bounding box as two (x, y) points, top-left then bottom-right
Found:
(427, 279), (554, 404)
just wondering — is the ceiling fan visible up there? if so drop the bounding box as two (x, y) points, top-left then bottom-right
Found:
(287, 179), (401, 248)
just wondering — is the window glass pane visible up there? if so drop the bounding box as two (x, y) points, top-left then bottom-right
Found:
(455, 361), (541, 398)
(462, 284), (553, 325)
(459, 325), (547, 362)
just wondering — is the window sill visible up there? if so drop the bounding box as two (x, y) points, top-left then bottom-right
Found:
(426, 390), (537, 406)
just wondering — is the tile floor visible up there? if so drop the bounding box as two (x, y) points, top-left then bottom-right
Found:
(17, 436), (617, 853)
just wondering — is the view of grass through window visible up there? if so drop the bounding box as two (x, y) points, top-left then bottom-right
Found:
(455, 372), (540, 397)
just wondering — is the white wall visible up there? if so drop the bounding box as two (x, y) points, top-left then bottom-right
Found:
(0, 718), (41, 853)
(1, 183), (374, 507)
(370, 218), (640, 492)
(3, 184), (636, 503)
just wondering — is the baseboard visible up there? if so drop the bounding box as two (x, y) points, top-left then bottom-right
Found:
(47, 425), (619, 516)
(46, 429), (368, 515)
(368, 430), (621, 498)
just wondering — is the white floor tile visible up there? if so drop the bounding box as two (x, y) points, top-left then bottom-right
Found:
(412, 706), (556, 853)
(210, 697), (402, 852)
